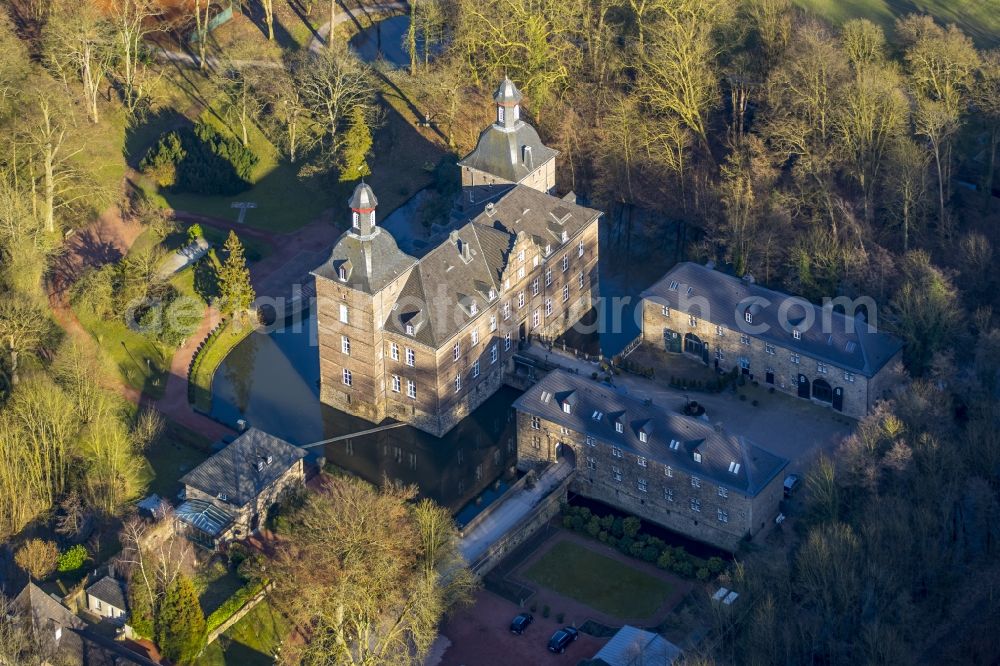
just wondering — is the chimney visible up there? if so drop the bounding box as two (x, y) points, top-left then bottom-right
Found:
(460, 239), (471, 262)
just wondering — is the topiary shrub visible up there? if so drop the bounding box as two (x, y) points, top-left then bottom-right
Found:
(57, 544), (88, 573)
(141, 123), (257, 196)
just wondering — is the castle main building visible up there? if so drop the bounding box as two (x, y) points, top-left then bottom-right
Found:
(312, 79), (602, 437)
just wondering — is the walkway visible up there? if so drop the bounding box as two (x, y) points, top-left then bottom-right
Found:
(460, 460), (574, 564)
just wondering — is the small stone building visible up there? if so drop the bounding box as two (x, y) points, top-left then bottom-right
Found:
(640, 262), (903, 419)
(85, 576), (128, 624)
(312, 78), (602, 437)
(175, 428), (306, 549)
(514, 370), (788, 551)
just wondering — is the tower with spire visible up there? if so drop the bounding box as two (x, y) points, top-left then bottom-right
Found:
(311, 182), (417, 423)
(457, 77), (559, 211)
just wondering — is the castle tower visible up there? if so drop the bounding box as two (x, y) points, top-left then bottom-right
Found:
(458, 78), (559, 211)
(311, 182), (417, 423)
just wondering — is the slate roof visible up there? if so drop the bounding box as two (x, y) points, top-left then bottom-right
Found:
(458, 117), (558, 183)
(86, 576), (127, 611)
(381, 186), (601, 348)
(180, 428), (305, 508)
(349, 181), (377, 209)
(641, 262), (903, 377)
(591, 625), (682, 666)
(312, 225), (417, 295)
(13, 582), (86, 661)
(494, 77), (523, 105)
(514, 370), (788, 496)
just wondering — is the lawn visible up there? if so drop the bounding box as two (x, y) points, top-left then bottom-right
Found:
(139, 420), (213, 500)
(522, 540), (673, 620)
(195, 601), (290, 666)
(792, 0), (1000, 47)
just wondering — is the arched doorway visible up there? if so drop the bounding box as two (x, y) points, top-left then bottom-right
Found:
(832, 386), (844, 411)
(797, 374), (810, 398)
(555, 442), (576, 468)
(684, 333), (704, 357)
(812, 378), (833, 403)
(663, 329), (682, 353)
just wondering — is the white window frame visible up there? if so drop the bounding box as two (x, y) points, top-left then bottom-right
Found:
(718, 509), (729, 523)
(691, 476), (701, 488)
(517, 291), (525, 308)
(638, 478), (647, 493)
(531, 416), (540, 430)
(690, 498), (701, 512)
(637, 456), (647, 468)
(390, 342), (399, 360)
(545, 298), (553, 316)
(532, 309), (540, 328)
(578, 270), (584, 289)
(407, 379), (416, 398)
(562, 285), (569, 302)
(339, 303), (349, 324)
(453, 343), (460, 361)
(391, 375), (401, 392)
(562, 255), (569, 272)
(406, 348), (415, 367)
(490, 315), (497, 332)
(471, 329), (479, 346)
(587, 457), (597, 470)
(472, 360), (480, 378)
(718, 486), (728, 499)
(504, 332), (512, 351)
(545, 269), (553, 286)
(532, 278), (540, 296)
(578, 239), (584, 257)
(341, 336), (350, 355)
(342, 368), (352, 386)
(664, 465), (673, 478)
(454, 374), (462, 392)
(490, 344), (498, 364)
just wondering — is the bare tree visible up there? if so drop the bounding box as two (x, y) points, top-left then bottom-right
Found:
(295, 47), (375, 157)
(43, 0), (116, 123)
(192, 0), (214, 71)
(108, 0), (166, 118)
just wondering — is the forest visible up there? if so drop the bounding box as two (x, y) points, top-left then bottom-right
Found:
(0, 0), (997, 663)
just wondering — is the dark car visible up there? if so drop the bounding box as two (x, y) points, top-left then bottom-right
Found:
(547, 626), (579, 653)
(783, 474), (801, 498)
(510, 612), (533, 634)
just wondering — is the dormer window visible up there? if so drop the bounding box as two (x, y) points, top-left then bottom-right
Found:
(352, 211), (359, 228)
(545, 244), (551, 256)
(615, 421), (623, 433)
(669, 280), (679, 291)
(470, 301), (478, 315)
(405, 324), (414, 335)
(639, 431), (648, 443)
(338, 266), (347, 280)
(488, 288), (496, 301)
(669, 439), (680, 450)
(561, 230), (568, 242)
(562, 402), (571, 414)
(591, 410), (603, 421)
(728, 461), (741, 474)
(793, 329), (801, 340)
(217, 492), (228, 501)
(693, 452), (702, 463)
(498, 105), (505, 123)
(745, 310), (753, 324)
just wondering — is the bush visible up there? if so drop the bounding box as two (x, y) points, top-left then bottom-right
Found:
(623, 516), (641, 538)
(696, 567), (711, 581)
(656, 549), (674, 570)
(187, 223), (204, 242)
(15, 539), (59, 580)
(611, 517), (624, 538)
(561, 516), (575, 529)
(707, 557), (726, 574)
(600, 515), (614, 531)
(641, 545), (660, 562)
(672, 559), (695, 577)
(57, 544), (88, 573)
(586, 517), (601, 538)
(598, 530), (609, 543)
(141, 123), (257, 196)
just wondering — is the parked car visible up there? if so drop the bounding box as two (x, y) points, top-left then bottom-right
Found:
(547, 626), (579, 653)
(510, 612), (533, 635)
(783, 474), (801, 498)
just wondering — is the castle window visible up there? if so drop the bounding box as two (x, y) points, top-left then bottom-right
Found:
(532, 436), (540, 450)
(472, 360), (480, 378)
(637, 456), (647, 468)
(455, 374), (462, 393)
(662, 305), (671, 317)
(615, 421), (623, 433)
(689, 315), (698, 327)
(612, 446), (623, 458)
(664, 488), (675, 502)
(718, 486), (728, 498)
(490, 315), (497, 332)
(562, 255), (569, 272)
(587, 457), (597, 471)
(638, 478), (647, 493)
(639, 431), (648, 443)
(545, 269), (553, 286)
(716, 325), (724, 337)
(532, 309), (540, 328)
(817, 362), (828, 374)
(664, 465), (673, 478)
(585, 435), (595, 446)
(453, 343), (460, 361)
(518, 266), (525, 279)
(562, 285), (569, 302)
(613, 466), (622, 482)
(545, 298), (553, 316)
(715, 349), (724, 361)
(471, 330), (479, 346)
(488, 288), (496, 300)
(339, 304), (348, 324)
(498, 105), (504, 123)
(341, 336), (350, 355)
(391, 375), (401, 392)
(531, 416), (540, 430)
(690, 498), (701, 512)
(718, 509), (728, 523)
(745, 310), (753, 323)
(790, 353), (800, 364)
(844, 371), (855, 383)
(578, 240), (584, 257)
(502, 302), (511, 320)
(352, 211), (359, 228)
(532, 278), (540, 296)
(765, 342), (776, 354)
(390, 342), (399, 360)
(490, 344), (498, 364)
(342, 368), (352, 386)
(518, 249), (525, 263)
(470, 301), (478, 315)
(578, 271), (584, 289)
(504, 332), (511, 351)
(338, 266), (347, 280)
(693, 452), (702, 463)
(741, 334), (750, 346)
(517, 291), (525, 308)
(691, 476), (701, 488)
(793, 329), (801, 340)
(407, 380), (416, 398)
(406, 348), (415, 366)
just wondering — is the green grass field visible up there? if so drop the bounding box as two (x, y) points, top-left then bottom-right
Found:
(523, 540), (673, 620)
(792, 0), (1000, 47)
(195, 601), (290, 666)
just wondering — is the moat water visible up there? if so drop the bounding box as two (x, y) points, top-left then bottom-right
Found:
(349, 15), (440, 68)
(210, 308), (520, 519)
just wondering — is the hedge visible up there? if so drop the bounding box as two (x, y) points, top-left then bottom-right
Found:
(559, 504), (727, 581)
(205, 579), (267, 634)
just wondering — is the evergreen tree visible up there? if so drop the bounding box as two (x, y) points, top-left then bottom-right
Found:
(127, 572), (155, 639)
(155, 574), (206, 665)
(216, 231), (255, 317)
(338, 105), (373, 182)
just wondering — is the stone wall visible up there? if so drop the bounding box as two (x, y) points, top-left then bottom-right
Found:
(641, 299), (876, 419)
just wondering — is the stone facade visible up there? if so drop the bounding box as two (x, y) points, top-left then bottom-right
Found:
(513, 371), (788, 552)
(314, 81), (602, 438)
(639, 263), (903, 419)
